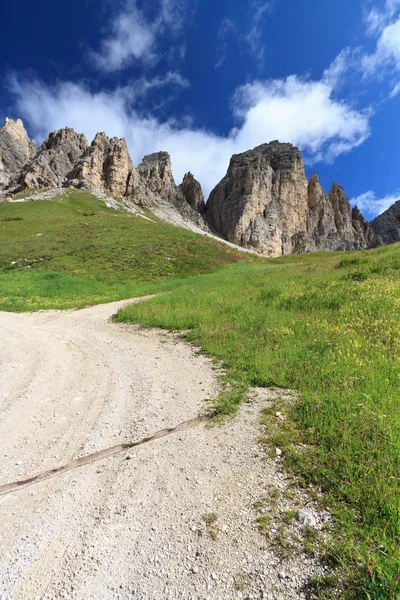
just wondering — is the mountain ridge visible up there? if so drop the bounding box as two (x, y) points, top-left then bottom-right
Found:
(0, 117), (390, 256)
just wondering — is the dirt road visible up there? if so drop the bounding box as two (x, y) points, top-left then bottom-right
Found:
(0, 300), (324, 599)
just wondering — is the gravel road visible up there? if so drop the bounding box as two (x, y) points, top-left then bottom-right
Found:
(0, 299), (326, 600)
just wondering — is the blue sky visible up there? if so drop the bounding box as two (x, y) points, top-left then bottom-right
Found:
(1, 0), (400, 219)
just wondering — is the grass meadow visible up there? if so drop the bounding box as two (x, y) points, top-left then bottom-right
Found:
(0, 190), (258, 310)
(1, 190), (399, 597)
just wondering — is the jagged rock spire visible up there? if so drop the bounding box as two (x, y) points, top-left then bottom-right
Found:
(206, 141), (374, 256)
(0, 118), (37, 189)
(179, 172), (205, 214)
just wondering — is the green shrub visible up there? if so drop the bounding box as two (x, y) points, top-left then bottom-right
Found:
(2, 215), (23, 221)
(344, 270), (368, 281)
(336, 257), (368, 268)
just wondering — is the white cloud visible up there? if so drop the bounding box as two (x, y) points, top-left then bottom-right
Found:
(364, 0), (400, 35)
(233, 77), (370, 161)
(324, 2), (400, 91)
(215, 18), (236, 69)
(365, 7), (388, 36)
(322, 48), (362, 89)
(9, 73), (370, 199)
(351, 189), (400, 216)
(124, 71), (190, 98)
(90, 0), (187, 71)
(361, 0), (400, 76)
(389, 80), (400, 96)
(158, 0), (188, 34)
(246, 2), (273, 65)
(91, 5), (156, 71)
(362, 17), (400, 74)
(386, 0), (400, 15)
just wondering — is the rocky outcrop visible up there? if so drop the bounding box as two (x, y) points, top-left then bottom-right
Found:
(206, 142), (310, 256)
(370, 200), (400, 245)
(178, 172), (205, 213)
(327, 183), (359, 244)
(0, 118), (37, 190)
(206, 143), (374, 256)
(68, 132), (137, 197)
(138, 152), (206, 224)
(0, 119), (204, 223)
(295, 175), (375, 252)
(352, 205), (375, 248)
(14, 127), (88, 191)
(138, 152), (177, 200)
(68, 132), (119, 193)
(67, 132), (154, 206)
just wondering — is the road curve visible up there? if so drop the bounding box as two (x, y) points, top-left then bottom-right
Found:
(0, 299), (322, 600)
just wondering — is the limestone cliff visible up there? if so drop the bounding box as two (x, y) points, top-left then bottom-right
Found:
(68, 132), (139, 198)
(370, 200), (400, 245)
(178, 172), (205, 214)
(0, 118), (37, 190)
(138, 152), (206, 224)
(14, 127), (88, 191)
(138, 152), (178, 199)
(207, 142), (310, 256)
(68, 132), (124, 194)
(295, 175), (375, 252)
(0, 119), (204, 223)
(206, 142), (374, 256)
(351, 205), (375, 249)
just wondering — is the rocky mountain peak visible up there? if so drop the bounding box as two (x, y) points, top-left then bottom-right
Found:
(43, 127), (88, 152)
(370, 199), (400, 245)
(137, 152), (207, 225)
(92, 131), (110, 148)
(352, 205), (375, 248)
(68, 132), (134, 198)
(0, 118), (37, 189)
(227, 140), (304, 175)
(138, 152), (175, 196)
(327, 182), (357, 242)
(206, 140), (309, 256)
(106, 137), (135, 197)
(302, 177), (375, 252)
(178, 172), (205, 214)
(206, 141), (374, 256)
(3, 118), (30, 141)
(307, 172), (326, 209)
(12, 127), (88, 192)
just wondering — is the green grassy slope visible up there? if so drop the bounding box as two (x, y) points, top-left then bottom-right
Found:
(117, 246), (400, 599)
(0, 189), (259, 311)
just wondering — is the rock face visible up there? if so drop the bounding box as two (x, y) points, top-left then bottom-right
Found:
(0, 119), (205, 224)
(351, 205), (375, 248)
(296, 175), (375, 252)
(370, 200), (400, 246)
(178, 172), (205, 213)
(138, 152), (205, 223)
(67, 132), (152, 206)
(138, 152), (177, 200)
(206, 142), (309, 256)
(15, 127), (88, 191)
(206, 142), (374, 256)
(0, 118), (37, 190)
(69, 133), (134, 197)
